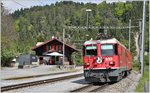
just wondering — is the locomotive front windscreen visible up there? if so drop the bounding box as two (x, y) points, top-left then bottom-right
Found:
(101, 44), (114, 56)
(85, 45), (97, 56)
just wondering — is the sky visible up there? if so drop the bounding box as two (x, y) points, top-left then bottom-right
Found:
(2, 0), (126, 13)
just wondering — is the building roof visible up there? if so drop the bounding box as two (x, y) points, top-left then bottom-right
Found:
(44, 52), (63, 56)
(32, 38), (78, 52)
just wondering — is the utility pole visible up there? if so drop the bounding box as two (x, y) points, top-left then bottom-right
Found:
(141, 0), (146, 76)
(86, 10), (88, 31)
(129, 19), (131, 51)
(63, 28), (65, 65)
(138, 20), (142, 63)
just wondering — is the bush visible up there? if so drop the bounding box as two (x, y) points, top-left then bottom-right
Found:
(144, 53), (149, 66)
(133, 60), (140, 71)
(76, 58), (83, 66)
(1, 50), (17, 67)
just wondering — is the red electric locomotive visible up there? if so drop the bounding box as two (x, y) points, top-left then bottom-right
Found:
(83, 38), (132, 83)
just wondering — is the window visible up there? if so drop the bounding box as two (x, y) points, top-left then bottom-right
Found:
(49, 45), (51, 50)
(85, 45), (97, 56)
(101, 44), (114, 56)
(58, 45), (62, 52)
(54, 45), (57, 51)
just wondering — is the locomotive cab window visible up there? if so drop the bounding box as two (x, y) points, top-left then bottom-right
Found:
(101, 44), (114, 56)
(85, 45), (97, 56)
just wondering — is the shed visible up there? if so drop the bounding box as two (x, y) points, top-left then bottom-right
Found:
(18, 54), (38, 68)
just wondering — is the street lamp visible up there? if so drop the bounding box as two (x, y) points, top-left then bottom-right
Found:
(128, 19), (131, 51)
(63, 28), (65, 65)
(86, 9), (92, 31)
(86, 34), (89, 40)
(141, 0), (146, 76)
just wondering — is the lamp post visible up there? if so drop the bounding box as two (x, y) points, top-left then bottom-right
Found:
(141, 0), (146, 76)
(129, 19), (131, 51)
(63, 28), (65, 65)
(86, 9), (92, 31)
(86, 34), (89, 40)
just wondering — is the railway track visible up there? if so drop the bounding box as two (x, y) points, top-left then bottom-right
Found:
(4, 71), (74, 80)
(70, 83), (108, 92)
(1, 73), (83, 92)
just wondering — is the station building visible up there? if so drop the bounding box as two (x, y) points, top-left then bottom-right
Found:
(32, 37), (78, 65)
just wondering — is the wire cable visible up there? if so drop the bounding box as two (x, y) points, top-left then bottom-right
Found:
(12, 0), (27, 7)
(37, 0), (45, 5)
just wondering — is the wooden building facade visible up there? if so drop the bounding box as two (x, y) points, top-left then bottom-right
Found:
(32, 38), (78, 65)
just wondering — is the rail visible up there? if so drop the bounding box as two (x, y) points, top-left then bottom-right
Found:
(70, 83), (108, 92)
(1, 73), (83, 92)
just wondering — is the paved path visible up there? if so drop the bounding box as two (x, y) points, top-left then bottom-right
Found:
(1, 65), (83, 79)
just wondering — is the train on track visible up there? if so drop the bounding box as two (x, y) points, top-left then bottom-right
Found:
(83, 38), (132, 83)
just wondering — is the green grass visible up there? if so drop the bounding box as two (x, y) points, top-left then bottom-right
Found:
(136, 69), (149, 92)
(135, 53), (149, 92)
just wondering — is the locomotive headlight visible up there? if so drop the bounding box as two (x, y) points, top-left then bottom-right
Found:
(85, 62), (90, 66)
(109, 61), (115, 65)
(96, 57), (102, 64)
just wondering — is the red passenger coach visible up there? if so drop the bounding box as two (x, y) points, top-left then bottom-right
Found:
(83, 38), (132, 83)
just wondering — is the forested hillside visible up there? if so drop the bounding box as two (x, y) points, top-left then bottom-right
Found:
(1, 1), (149, 66)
